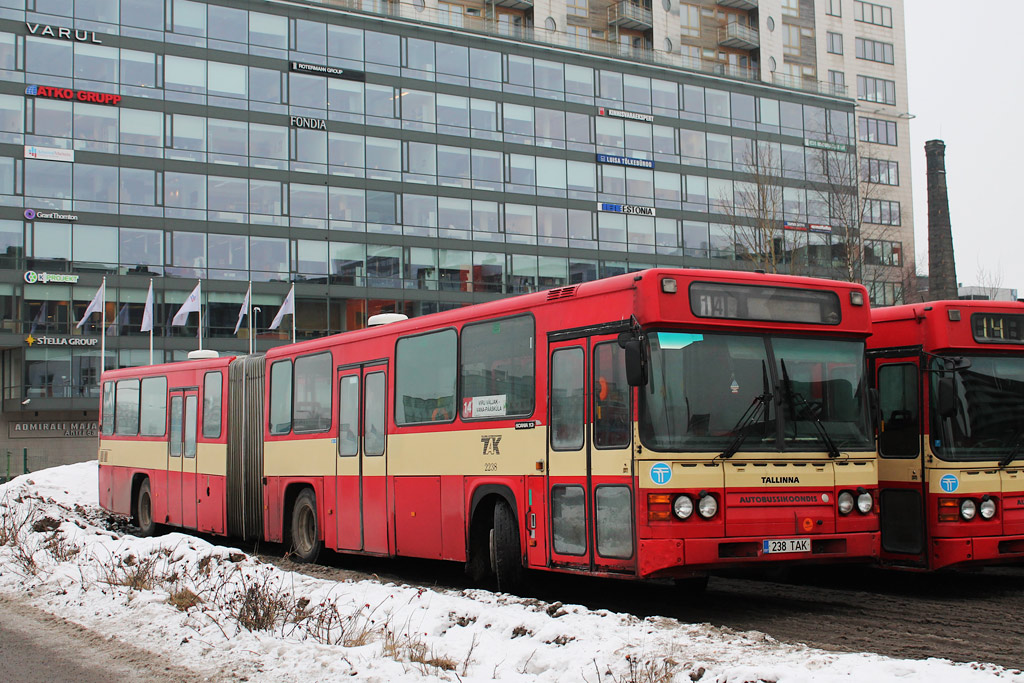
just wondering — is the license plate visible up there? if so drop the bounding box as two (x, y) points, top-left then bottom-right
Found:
(762, 538), (811, 554)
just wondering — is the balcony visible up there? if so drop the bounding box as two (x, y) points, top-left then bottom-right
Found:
(771, 72), (849, 98)
(718, 22), (759, 49)
(491, 0), (533, 8)
(717, 0), (758, 9)
(608, 1), (653, 30)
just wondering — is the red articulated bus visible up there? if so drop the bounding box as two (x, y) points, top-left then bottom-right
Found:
(868, 300), (1024, 570)
(99, 268), (878, 589)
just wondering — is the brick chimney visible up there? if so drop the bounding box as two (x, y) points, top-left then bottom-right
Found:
(925, 139), (958, 300)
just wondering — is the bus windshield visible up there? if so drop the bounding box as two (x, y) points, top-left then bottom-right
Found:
(931, 355), (1024, 460)
(639, 332), (871, 453)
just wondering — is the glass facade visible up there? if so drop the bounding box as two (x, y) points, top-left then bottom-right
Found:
(0, 0), (858, 406)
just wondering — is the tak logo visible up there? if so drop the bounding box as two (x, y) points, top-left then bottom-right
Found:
(481, 435), (501, 456)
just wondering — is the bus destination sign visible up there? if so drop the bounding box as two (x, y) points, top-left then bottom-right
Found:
(972, 312), (1024, 343)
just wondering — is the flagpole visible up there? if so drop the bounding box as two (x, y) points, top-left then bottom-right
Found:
(247, 281), (253, 356)
(100, 277), (106, 374)
(197, 279), (203, 351)
(148, 278), (154, 365)
(292, 286), (296, 345)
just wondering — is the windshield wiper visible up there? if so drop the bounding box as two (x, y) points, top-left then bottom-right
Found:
(780, 359), (841, 459)
(720, 362), (773, 459)
(1000, 428), (1024, 469)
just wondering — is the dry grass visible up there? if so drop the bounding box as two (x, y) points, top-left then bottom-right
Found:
(101, 553), (162, 590)
(168, 587), (202, 611)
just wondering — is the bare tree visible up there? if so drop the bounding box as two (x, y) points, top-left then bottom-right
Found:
(806, 141), (911, 305)
(720, 139), (805, 275)
(974, 261), (1005, 301)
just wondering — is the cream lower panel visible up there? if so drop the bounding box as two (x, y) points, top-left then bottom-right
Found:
(100, 439), (169, 470)
(927, 467), (1005, 495)
(264, 438), (337, 477)
(196, 443), (227, 477)
(388, 426), (548, 477)
(638, 459), (724, 489)
(723, 459), (834, 488)
(834, 456), (877, 487)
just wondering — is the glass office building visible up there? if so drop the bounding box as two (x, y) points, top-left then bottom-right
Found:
(0, 0), (857, 462)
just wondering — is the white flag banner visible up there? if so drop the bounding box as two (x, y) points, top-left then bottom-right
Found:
(140, 280), (154, 332)
(233, 285), (251, 335)
(76, 282), (105, 329)
(172, 281), (201, 326)
(269, 284), (294, 330)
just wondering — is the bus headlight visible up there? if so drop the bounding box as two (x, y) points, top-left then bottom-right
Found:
(980, 497), (997, 520)
(960, 499), (977, 521)
(697, 493), (718, 519)
(673, 495), (693, 520)
(837, 491), (855, 515)
(856, 491), (874, 514)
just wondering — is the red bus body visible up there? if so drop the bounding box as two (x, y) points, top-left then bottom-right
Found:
(869, 301), (1024, 570)
(99, 269), (878, 583)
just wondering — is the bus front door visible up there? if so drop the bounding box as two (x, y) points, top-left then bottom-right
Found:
(874, 358), (927, 566)
(546, 335), (636, 575)
(335, 364), (389, 555)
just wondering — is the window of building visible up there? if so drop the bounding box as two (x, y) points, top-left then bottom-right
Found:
(867, 281), (904, 306)
(827, 32), (843, 55)
(864, 199), (901, 225)
(861, 157), (899, 185)
(438, 1), (466, 27)
(856, 37), (895, 64)
(203, 372), (222, 438)
(828, 70), (846, 90)
(859, 116), (897, 145)
(140, 377), (167, 437)
(783, 24), (801, 56)
(827, 0), (842, 16)
(857, 75), (896, 105)
(396, 329), (457, 424)
(269, 359), (292, 435)
(781, 0), (799, 17)
(680, 4), (700, 38)
(854, 0), (893, 27)
(864, 239), (902, 266)
(567, 0), (588, 17)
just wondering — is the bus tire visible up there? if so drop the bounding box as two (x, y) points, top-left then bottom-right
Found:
(491, 499), (523, 592)
(134, 479), (157, 537)
(289, 488), (321, 564)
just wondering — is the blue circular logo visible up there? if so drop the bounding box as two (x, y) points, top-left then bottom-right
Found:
(940, 474), (959, 493)
(23, 208), (35, 220)
(650, 462), (672, 486)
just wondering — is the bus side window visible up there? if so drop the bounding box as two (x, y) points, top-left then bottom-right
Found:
(878, 363), (919, 457)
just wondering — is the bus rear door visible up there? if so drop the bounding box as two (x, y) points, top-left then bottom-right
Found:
(874, 357), (927, 566)
(546, 333), (636, 575)
(335, 363), (389, 554)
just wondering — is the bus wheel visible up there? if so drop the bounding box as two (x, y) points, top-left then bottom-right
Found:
(289, 489), (321, 564)
(491, 499), (523, 592)
(134, 479), (157, 537)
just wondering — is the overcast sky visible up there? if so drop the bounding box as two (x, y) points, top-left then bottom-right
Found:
(904, 1), (1024, 295)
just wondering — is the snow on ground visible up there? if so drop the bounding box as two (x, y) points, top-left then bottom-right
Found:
(0, 462), (1017, 683)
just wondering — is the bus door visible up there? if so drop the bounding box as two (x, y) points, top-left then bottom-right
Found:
(546, 334), (636, 574)
(166, 388), (199, 528)
(874, 357), (926, 565)
(335, 363), (389, 554)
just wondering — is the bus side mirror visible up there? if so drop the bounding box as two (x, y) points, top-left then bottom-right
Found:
(624, 340), (646, 387)
(937, 377), (957, 418)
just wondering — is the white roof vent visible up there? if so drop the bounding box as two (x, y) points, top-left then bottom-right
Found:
(367, 313), (409, 327)
(187, 349), (220, 360)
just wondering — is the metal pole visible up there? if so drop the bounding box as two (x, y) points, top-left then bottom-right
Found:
(247, 280), (253, 356)
(22, 447), (27, 475)
(197, 279), (203, 351)
(148, 277), (154, 365)
(100, 277), (106, 373)
(5, 450), (9, 482)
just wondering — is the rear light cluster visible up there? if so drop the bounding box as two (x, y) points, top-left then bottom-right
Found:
(939, 495), (997, 522)
(648, 492), (718, 522)
(837, 487), (874, 515)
